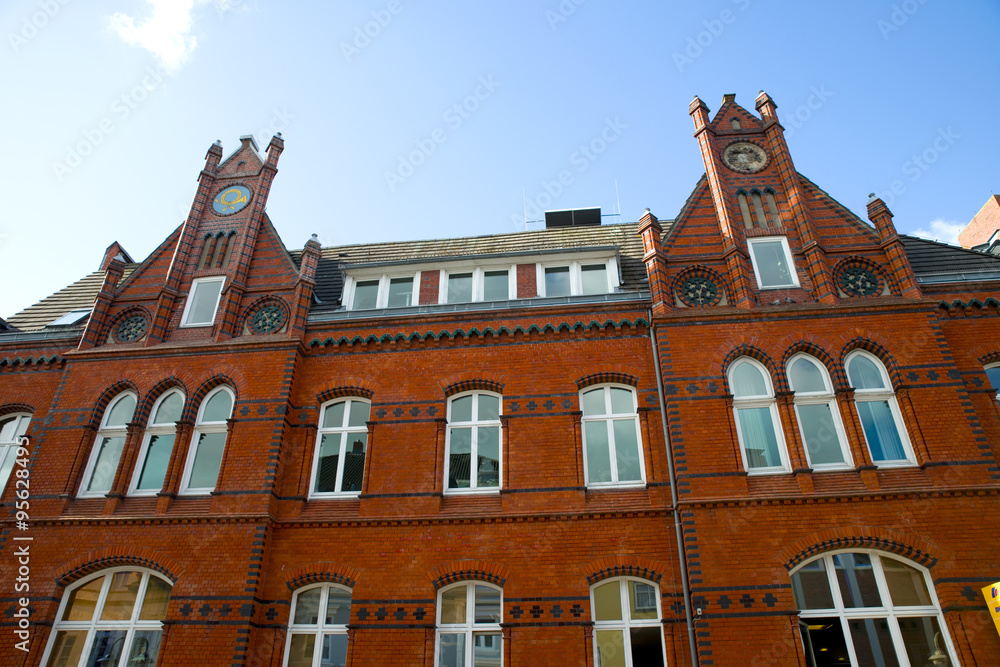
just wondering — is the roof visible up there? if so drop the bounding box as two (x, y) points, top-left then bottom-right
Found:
(6, 267), (135, 333)
(899, 235), (1000, 281)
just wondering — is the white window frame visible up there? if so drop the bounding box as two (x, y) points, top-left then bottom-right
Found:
(590, 577), (667, 667)
(128, 390), (184, 497)
(342, 272), (421, 310)
(787, 354), (853, 471)
(438, 265), (517, 304)
(0, 413), (31, 493)
(444, 391), (503, 494)
(39, 566), (172, 667)
(434, 581), (503, 667)
(179, 386), (234, 495)
(179, 276), (226, 327)
(536, 257), (619, 297)
(792, 550), (958, 667)
(844, 351), (915, 468)
(747, 236), (800, 289)
(728, 358), (791, 475)
(282, 583), (352, 667)
(580, 384), (647, 488)
(79, 392), (137, 498)
(309, 398), (371, 498)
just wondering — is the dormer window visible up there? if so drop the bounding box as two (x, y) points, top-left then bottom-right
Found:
(537, 259), (617, 297)
(345, 273), (420, 310)
(747, 237), (799, 289)
(180, 277), (225, 327)
(440, 266), (515, 304)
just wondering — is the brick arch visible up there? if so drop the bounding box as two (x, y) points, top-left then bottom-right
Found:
(721, 344), (779, 386)
(429, 559), (510, 590)
(184, 373), (242, 423)
(283, 561), (360, 591)
(575, 370), (640, 391)
(316, 383), (376, 406)
(0, 401), (36, 418)
(54, 546), (184, 587)
(839, 337), (902, 387)
(978, 350), (1000, 367)
(831, 255), (898, 297)
(440, 372), (507, 398)
(583, 555), (668, 586)
(87, 380), (141, 429)
(135, 377), (190, 424)
(778, 527), (938, 572)
(779, 340), (845, 390)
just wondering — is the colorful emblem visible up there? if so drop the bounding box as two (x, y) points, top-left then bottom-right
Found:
(212, 185), (251, 215)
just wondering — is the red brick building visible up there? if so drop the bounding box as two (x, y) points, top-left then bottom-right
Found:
(2, 92), (999, 667)
(958, 195), (1000, 254)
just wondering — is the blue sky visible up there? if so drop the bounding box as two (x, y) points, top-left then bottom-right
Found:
(2, 0), (998, 318)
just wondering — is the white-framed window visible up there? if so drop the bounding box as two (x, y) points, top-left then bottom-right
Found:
(344, 272), (420, 310)
(728, 358), (790, 474)
(0, 413), (30, 492)
(439, 266), (516, 304)
(80, 392), (137, 497)
(40, 567), (172, 667)
(128, 390), (184, 496)
(311, 398), (370, 497)
(180, 276), (225, 327)
(445, 392), (502, 493)
(787, 355), (852, 470)
(792, 551), (957, 667)
(747, 236), (799, 289)
(179, 386), (234, 494)
(283, 583), (351, 667)
(435, 581), (502, 667)
(591, 577), (666, 667)
(580, 385), (645, 487)
(536, 258), (618, 297)
(845, 351), (915, 467)
(985, 363), (1000, 402)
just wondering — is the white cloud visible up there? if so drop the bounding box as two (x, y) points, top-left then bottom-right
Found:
(912, 218), (965, 246)
(108, 0), (202, 73)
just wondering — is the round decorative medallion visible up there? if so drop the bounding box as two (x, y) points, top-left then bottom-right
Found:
(212, 185), (252, 216)
(722, 142), (768, 173)
(839, 266), (882, 297)
(115, 315), (148, 343)
(679, 276), (722, 307)
(249, 304), (286, 334)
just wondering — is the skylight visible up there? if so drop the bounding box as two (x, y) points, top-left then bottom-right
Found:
(48, 309), (92, 326)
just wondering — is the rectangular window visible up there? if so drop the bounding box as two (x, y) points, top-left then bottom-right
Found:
(747, 237), (798, 289)
(352, 280), (379, 310)
(345, 274), (419, 310)
(538, 259), (616, 297)
(482, 270), (509, 301)
(447, 273), (474, 304)
(387, 277), (414, 307)
(544, 266), (572, 297)
(181, 277), (225, 326)
(440, 267), (514, 304)
(581, 264), (608, 295)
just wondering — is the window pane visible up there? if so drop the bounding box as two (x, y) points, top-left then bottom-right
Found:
(483, 271), (508, 301)
(106, 394), (136, 427)
(88, 436), (125, 493)
(323, 402), (346, 429)
(478, 395), (500, 421)
(438, 633), (466, 667)
(477, 427), (500, 488)
(986, 366), (1000, 391)
(628, 581), (658, 620)
(0, 417), (19, 442)
(315, 433), (342, 493)
(448, 273), (473, 304)
(737, 408), (781, 469)
(609, 388), (633, 414)
(473, 632), (502, 667)
(897, 616), (946, 667)
(848, 356), (886, 390)
(127, 629), (162, 667)
(387, 277), (413, 307)
(856, 401), (906, 462)
(475, 585), (501, 623)
(294, 587), (322, 625)
(0, 447), (15, 492)
(732, 363), (767, 397)
(352, 280), (379, 310)
(452, 395), (473, 422)
(44, 630), (87, 667)
(593, 581), (622, 621)
(882, 559), (932, 606)
(544, 266), (571, 297)
(153, 393), (183, 424)
(202, 390), (233, 422)
(188, 432), (225, 489)
(585, 421), (612, 483)
(613, 419), (642, 482)
(348, 401), (370, 427)
(321, 634), (349, 667)
(448, 428), (472, 489)
(187, 279), (223, 324)
(581, 264), (608, 295)
(629, 627), (664, 666)
(62, 576), (104, 621)
(834, 553), (881, 608)
(341, 433), (367, 492)
(797, 404), (844, 466)
(136, 434), (174, 491)
(139, 577), (171, 620)
(86, 630), (129, 667)
(847, 617), (900, 667)
(441, 587), (467, 624)
(790, 358), (826, 393)
(100, 570), (142, 620)
(287, 634), (316, 667)
(753, 240), (794, 287)
(326, 589), (352, 625)
(801, 616), (851, 666)
(582, 388), (606, 416)
(595, 629), (626, 667)
(791, 560), (835, 610)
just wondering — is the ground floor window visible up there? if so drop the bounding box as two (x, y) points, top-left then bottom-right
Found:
(591, 577), (665, 667)
(436, 581), (502, 667)
(284, 583), (351, 667)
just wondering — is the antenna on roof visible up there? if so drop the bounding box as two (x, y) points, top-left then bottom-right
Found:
(523, 188), (528, 232)
(615, 179), (622, 224)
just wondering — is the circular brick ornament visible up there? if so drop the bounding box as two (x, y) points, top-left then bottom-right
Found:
(678, 276), (722, 307)
(249, 304), (286, 334)
(839, 266), (882, 297)
(114, 315), (148, 343)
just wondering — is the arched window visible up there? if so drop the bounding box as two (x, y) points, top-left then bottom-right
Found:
(0, 412), (31, 491)
(591, 577), (665, 667)
(765, 190), (781, 227)
(845, 352), (914, 466)
(731, 118), (741, 130)
(80, 393), (137, 497)
(792, 551), (956, 666)
(787, 355), (851, 470)
(737, 192), (754, 230)
(581, 385), (645, 487)
(445, 392), (502, 492)
(436, 581), (502, 667)
(179, 386), (234, 494)
(41, 567), (172, 667)
(729, 358), (789, 473)
(283, 584), (351, 667)
(311, 398), (370, 497)
(985, 363), (1000, 402)
(129, 390), (183, 496)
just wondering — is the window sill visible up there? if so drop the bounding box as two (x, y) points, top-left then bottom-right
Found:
(444, 488), (501, 496)
(308, 492), (362, 500)
(178, 322), (214, 329)
(584, 481), (646, 491)
(745, 468), (793, 476)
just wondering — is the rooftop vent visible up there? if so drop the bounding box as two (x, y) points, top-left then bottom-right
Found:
(545, 207), (601, 229)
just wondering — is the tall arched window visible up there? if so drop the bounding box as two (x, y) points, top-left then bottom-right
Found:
(787, 355), (851, 470)
(445, 392), (502, 492)
(41, 567), (172, 667)
(729, 358), (789, 473)
(179, 386), (234, 494)
(792, 551), (956, 666)
(283, 584), (351, 667)
(845, 351), (914, 466)
(581, 385), (645, 487)
(129, 390), (184, 496)
(591, 577), (665, 667)
(80, 392), (137, 497)
(436, 581), (502, 667)
(737, 192), (754, 229)
(311, 398), (370, 497)
(765, 190), (781, 227)
(0, 412), (31, 491)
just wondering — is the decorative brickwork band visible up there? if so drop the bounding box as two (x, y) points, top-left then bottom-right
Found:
(575, 372), (639, 390)
(583, 556), (667, 585)
(55, 548), (182, 586)
(780, 533), (937, 571)
(283, 562), (361, 591)
(0, 355), (64, 370)
(442, 376), (506, 397)
(316, 386), (375, 404)
(430, 560), (510, 590)
(979, 351), (1000, 366)
(0, 402), (35, 417)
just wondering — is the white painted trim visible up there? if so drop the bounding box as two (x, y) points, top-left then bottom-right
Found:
(747, 236), (800, 289)
(179, 276), (226, 327)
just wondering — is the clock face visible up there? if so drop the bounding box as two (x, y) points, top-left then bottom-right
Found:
(212, 185), (252, 215)
(722, 142), (768, 173)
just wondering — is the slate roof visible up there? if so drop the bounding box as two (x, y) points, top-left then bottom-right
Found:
(6, 267), (135, 333)
(899, 235), (1000, 281)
